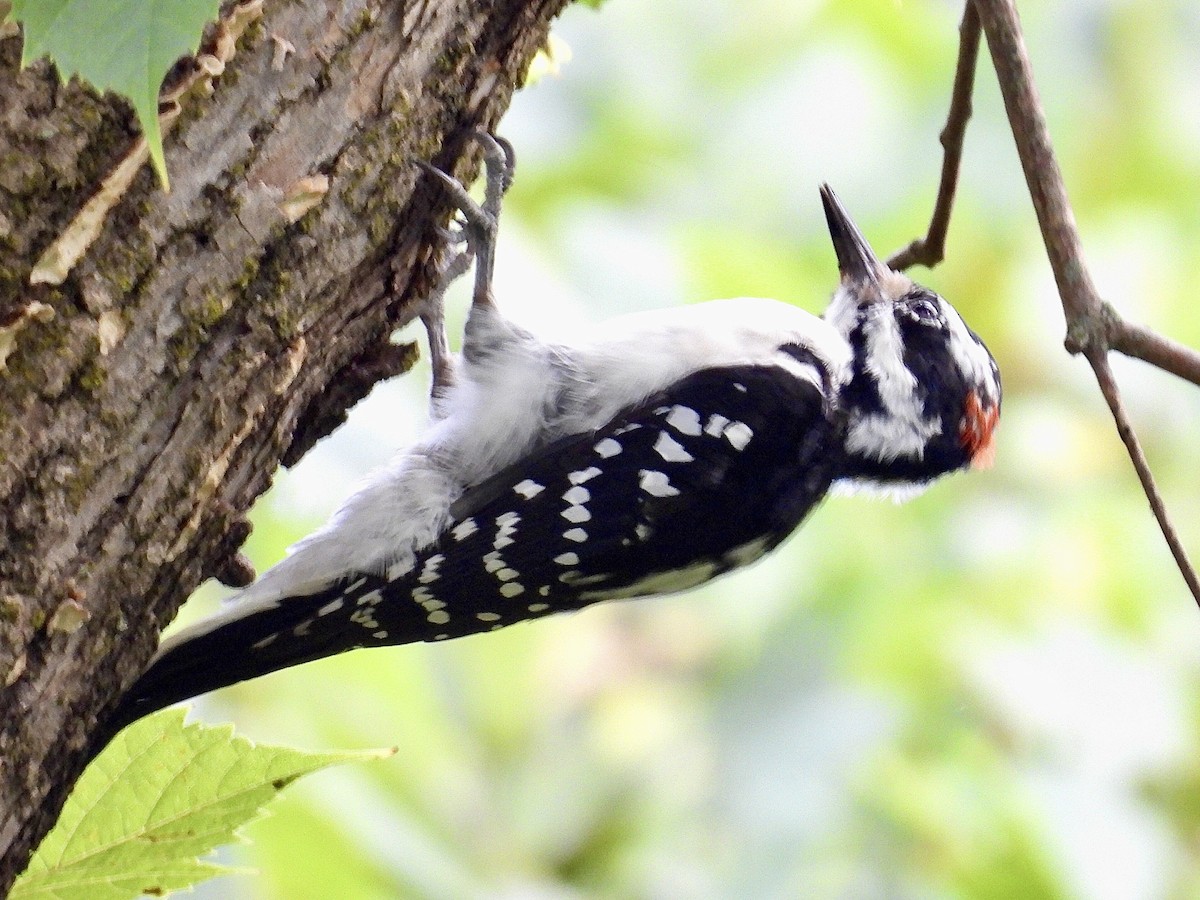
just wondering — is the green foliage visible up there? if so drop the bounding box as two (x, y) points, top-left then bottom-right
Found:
(7, 0), (221, 187)
(12, 709), (393, 900)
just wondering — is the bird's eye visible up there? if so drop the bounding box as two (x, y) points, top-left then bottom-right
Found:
(910, 297), (941, 324)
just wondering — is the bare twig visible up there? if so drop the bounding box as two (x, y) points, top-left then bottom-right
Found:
(1087, 351), (1200, 601)
(1109, 319), (1200, 388)
(974, 0), (1106, 338)
(888, 0), (981, 271)
(972, 0), (1200, 606)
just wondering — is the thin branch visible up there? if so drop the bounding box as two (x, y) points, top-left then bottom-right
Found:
(888, 0), (981, 271)
(973, 0), (1200, 606)
(973, 0), (1106, 340)
(1109, 318), (1200, 388)
(1087, 351), (1200, 601)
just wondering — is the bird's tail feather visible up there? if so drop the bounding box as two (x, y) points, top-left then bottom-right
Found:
(101, 583), (359, 741)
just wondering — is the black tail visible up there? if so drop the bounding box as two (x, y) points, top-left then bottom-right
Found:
(99, 581), (380, 744)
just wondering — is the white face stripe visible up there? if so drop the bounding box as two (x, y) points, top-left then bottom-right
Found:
(828, 277), (1000, 467)
(861, 304), (918, 416)
(942, 300), (1000, 405)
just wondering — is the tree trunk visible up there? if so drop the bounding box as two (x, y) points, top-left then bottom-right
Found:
(0, 0), (566, 888)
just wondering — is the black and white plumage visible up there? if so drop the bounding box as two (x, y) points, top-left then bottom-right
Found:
(108, 134), (1000, 733)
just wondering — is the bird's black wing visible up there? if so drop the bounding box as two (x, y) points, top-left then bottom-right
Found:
(111, 363), (839, 728)
(375, 362), (841, 642)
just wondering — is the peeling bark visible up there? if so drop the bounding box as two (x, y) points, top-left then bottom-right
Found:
(0, 0), (567, 888)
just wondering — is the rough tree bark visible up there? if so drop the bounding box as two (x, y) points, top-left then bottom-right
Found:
(0, 0), (567, 889)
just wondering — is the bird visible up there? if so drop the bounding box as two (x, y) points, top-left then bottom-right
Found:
(103, 132), (1000, 737)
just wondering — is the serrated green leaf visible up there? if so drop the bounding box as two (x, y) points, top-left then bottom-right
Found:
(9, 0), (222, 187)
(12, 708), (395, 900)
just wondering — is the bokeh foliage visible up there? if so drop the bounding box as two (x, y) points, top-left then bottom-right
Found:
(173, 0), (1200, 896)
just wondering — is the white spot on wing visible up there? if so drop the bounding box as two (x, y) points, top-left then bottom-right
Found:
(476, 612), (501, 622)
(252, 633), (278, 650)
(563, 527), (588, 542)
(427, 610), (450, 625)
(318, 599), (343, 616)
(494, 512), (520, 551)
(419, 554), (444, 584)
(561, 505), (591, 523)
(665, 405), (702, 435)
(513, 479), (545, 499)
(562, 485), (590, 505)
(554, 552), (579, 565)
(594, 437), (622, 458)
(451, 518), (478, 541)
(500, 582), (525, 598)
(723, 421), (753, 450)
(528, 602), (549, 612)
(415, 588), (445, 612)
(704, 414), (730, 437)
(638, 469), (680, 498)
(654, 431), (694, 463)
(569, 466), (602, 484)
(496, 567), (520, 581)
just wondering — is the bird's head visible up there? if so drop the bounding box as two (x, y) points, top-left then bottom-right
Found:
(818, 185), (1001, 488)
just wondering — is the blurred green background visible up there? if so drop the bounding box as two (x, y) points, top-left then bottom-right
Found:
(182, 0), (1200, 896)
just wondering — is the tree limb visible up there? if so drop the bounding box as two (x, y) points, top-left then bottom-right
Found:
(971, 0), (1200, 605)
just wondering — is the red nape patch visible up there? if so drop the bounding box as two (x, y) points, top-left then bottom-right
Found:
(959, 390), (999, 469)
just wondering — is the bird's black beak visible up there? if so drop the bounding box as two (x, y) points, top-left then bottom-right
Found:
(820, 184), (888, 289)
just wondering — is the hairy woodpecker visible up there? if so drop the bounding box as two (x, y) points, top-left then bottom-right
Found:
(106, 134), (1000, 734)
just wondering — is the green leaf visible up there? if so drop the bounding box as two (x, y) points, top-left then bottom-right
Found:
(9, 0), (223, 187)
(12, 708), (395, 900)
